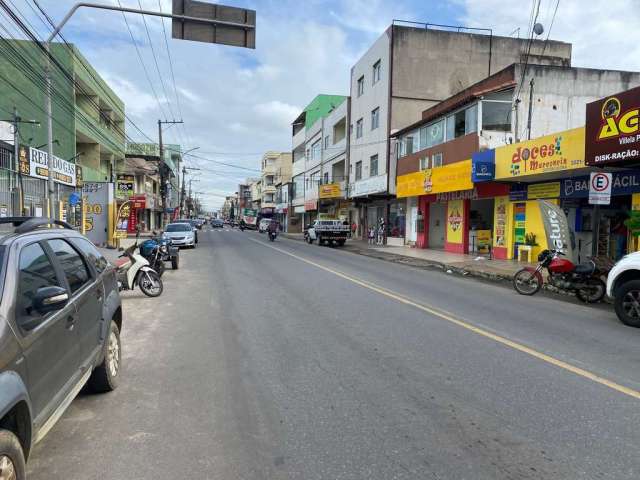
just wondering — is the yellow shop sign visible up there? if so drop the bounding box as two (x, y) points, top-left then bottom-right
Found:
(397, 160), (473, 198)
(495, 127), (585, 180)
(396, 171), (427, 198)
(319, 183), (342, 199)
(527, 182), (561, 199)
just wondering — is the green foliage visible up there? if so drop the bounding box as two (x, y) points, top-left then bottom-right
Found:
(624, 211), (640, 237)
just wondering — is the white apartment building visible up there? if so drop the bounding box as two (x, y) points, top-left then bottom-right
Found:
(290, 94), (349, 232)
(348, 21), (571, 239)
(260, 151), (291, 217)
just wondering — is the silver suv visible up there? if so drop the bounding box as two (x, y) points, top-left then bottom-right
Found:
(0, 217), (123, 480)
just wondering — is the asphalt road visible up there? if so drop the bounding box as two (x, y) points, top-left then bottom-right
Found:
(27, 227), (640, 479)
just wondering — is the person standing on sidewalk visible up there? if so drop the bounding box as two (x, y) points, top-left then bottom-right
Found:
(376, 218), (385, 246)
(368, 227), (375, 245)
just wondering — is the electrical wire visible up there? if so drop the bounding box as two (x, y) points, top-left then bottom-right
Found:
(540, 0), (560, 57)
(115, 0), (169, 122)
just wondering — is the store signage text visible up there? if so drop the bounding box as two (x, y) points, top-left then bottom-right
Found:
(19, 145), (78, 187)
(319, 183), (342, 199)
(495, 127), (585, 179)
(350, 174), (387, 197)
(586, 86), (640, 166)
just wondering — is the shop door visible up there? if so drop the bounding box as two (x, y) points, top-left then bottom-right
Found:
(408, 205), (418, 242)
(429, 202), (446, 248)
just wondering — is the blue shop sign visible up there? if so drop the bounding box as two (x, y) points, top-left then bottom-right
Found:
(471, 149), (495, 182)
(561, 170), (640, 198)
(509, 170), (640, 201)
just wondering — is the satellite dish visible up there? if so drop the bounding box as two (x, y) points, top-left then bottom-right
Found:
(533, 23), (544, 36)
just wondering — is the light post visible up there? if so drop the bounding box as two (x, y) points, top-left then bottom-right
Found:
(13, 0), (256, 219)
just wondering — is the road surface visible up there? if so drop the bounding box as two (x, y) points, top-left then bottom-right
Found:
(27, 227), (640, 479)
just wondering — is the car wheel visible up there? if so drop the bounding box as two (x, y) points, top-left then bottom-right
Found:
(88, 320), (121, 393)
(0, 430), (25, 480)
(614, 280), (640, 327)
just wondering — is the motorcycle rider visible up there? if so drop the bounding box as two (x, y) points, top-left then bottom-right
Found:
(267, 219), (278, 240)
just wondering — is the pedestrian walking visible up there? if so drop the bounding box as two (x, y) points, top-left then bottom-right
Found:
(376, 218), (385, 246)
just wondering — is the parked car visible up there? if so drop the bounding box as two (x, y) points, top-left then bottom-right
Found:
(607, 252), (640, 327)
(162, 222), (197, 248)
(211, 219), (224, 228)
(258, 218), (272, 233)
(175, 219), (199, 243)
(0, 217), (123, 479)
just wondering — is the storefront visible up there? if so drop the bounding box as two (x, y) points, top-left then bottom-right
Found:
(397, 159), (508, 253)
(304, 199), (318, 226)
(584, 85), (640, 259)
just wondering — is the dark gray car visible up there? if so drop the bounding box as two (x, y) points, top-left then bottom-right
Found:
(0, 218), (123, 480)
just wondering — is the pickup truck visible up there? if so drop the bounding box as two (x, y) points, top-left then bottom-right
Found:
(304, 219), (350, 246)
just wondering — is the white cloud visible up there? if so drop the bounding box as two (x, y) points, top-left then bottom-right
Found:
(254, 100), (301, 127)
(457, 0), (640, 71)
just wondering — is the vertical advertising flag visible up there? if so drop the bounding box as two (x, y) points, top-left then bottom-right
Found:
(538, 199), (574, 260)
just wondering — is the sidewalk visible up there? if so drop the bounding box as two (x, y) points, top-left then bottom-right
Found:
(282, 233), (531, 282)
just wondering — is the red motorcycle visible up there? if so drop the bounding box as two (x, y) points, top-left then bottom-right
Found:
(513, 249), (606, 303)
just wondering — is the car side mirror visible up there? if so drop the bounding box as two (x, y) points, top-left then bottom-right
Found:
(33, 286), (68, 314)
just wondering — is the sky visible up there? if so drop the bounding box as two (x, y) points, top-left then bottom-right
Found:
(7, 0), (640, 210)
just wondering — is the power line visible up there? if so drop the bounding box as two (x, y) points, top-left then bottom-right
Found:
(116, 0), (168, 121)
(541, 0), (560, 57)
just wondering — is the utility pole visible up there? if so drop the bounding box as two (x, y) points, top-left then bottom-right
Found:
(1, 109), (39, 215)
(526, 77), (535, 141)
(180, 166), (200, 215)
(15, 0), (255, 220)
(158, 119), (183, 228)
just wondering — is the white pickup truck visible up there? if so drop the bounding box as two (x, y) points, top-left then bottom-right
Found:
(607, 252), (640, 327)
(304, 219), (350, 247)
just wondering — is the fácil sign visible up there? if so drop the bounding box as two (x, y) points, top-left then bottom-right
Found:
(585, 85), (640, 166)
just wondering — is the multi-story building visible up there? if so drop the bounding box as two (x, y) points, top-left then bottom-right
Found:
(0, 40), (125, 218)
(290, 94), (348, 231)
(125, 143), (181, 229)
(393, 62), (640, 259)
(275, 152), (293, 230)
(260, 151), (291, 218)
(347, 21), (572, 241)
(249, 178), (261, 212)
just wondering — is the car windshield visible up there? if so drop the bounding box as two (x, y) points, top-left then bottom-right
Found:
(166, 224), (191, 232)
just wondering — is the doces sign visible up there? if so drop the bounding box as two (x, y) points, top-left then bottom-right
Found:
(494, 127), (585, 179)
(585, 86), (640, 166)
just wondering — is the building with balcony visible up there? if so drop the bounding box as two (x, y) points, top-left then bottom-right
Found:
(260, 151), (291, 217)
(290, 94), (348, 231)
(124, 143), (182, 230)
(0, 40), (126, 220)
(393, 62), (640, 256)
(347, 21), (571, 243)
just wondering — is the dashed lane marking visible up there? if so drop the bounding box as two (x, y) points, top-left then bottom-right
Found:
(248, 236), (640, 401)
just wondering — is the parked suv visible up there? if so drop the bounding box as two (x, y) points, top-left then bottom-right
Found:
(607, 252), (640, 327)
(0, 217), (123, 479)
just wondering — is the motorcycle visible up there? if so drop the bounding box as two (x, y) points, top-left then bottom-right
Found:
(268, 229), (277, 242)
(115, 242), (164, 297)
(513, 249), (606, 303)
(139, 233), (179, 276)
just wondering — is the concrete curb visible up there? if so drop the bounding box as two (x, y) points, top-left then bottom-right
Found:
(280, 233), (594, 300)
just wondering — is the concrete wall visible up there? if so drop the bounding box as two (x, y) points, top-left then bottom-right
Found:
(349, 30), (391, 191)
(515, 64), (640, 140)
(391, 27), (571, 106)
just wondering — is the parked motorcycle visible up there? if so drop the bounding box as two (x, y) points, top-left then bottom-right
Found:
(513, 249), (606, 302)
(115, 243), (164, 297)
(139, 233), (179, 276)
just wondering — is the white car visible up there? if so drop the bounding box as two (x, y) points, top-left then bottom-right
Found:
(162, 222), (197, 248)
(606, 252), (640, 327)
(258, 218), (272, 233)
